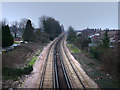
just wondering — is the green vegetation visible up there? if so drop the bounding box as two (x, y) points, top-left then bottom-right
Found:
(23, 19), (36, 42)
(67, 27), (120, 88)
(67, 26), (77, 42)
(67, 44), (80, 53)
(3, 65), (33, 81)
(28, 49), (42, 67)
(2, 25), (14, 47)
(28, 56), (37, 66)
(88, 31), (120, 80)
(67, 26), (90, 50)
(35, 50), (41, 56)
(89, 31), (110, 60)
(74, 36), (91, 50)
(89, 46), (103, 60)
(49, 35), (55, 41)
(101, 30), (110, 48)
(88, 70), (120, 88)
(40, 16), (62, 41)
(67, 43), (119, 88)
(2, 49), (41, 81)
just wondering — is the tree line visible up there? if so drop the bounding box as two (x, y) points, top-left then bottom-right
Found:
(1, 16), (64, 47)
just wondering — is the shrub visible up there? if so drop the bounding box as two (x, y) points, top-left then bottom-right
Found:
(29, 56), (37, 66)
(49, 35), (55, 41)
(101, 48), (118, 73)
(2, 65), (33, 80)
(90, 47), (99, 59)
(74, 36), (90, 50)
(22, 65), (33, 74)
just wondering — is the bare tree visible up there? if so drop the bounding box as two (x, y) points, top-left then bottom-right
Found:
(39, 16), (48, 31)
(2, 18), (8, 26)
(11, 21), (20, 38)
(19, 18), (28, 29)
(12, 25), (17, 38)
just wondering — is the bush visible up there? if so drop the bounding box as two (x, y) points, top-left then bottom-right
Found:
(67, 44), (80, 53)
(74, 36), (90, 50)
(2, 65), (33, 80)
(101, 48), (118, 73)
(22, 65), (33, 74)
(89, 46), (103, 60)
(90, 47), (99, 59)
(49, 35), (55, 41)
(89, 45), (120, 79)
(29, 56), (37, 66)
(41, 38), (48, 43)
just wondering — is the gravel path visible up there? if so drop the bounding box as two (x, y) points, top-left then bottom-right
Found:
(20, 41), (53, 88)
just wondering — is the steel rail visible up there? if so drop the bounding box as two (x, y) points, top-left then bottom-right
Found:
(53, 35), (72, 89)
(62, 35), (86, 90)
(58, 37), (72, 89)
(39, 39), (56, 89)
(53, 39), (59, 89)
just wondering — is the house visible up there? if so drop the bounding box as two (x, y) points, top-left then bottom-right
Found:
(75, 31), (82, 36)
(100, 30), (120, 43)
(90, 33), (100, 43)
(89, 33), (100, 47)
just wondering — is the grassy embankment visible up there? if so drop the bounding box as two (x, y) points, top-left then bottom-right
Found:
(67, 43), (120, 88)
(2, 49), (41, 81)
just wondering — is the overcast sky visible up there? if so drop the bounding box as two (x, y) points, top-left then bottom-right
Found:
(2, 2), (118, 30)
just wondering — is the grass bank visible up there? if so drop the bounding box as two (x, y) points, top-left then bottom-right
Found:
(66, 43), (120, 88)
(2, 49), (42, 81)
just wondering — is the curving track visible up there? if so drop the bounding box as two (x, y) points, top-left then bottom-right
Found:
(39, 34), (98, 89)
(53, 35), (72, 89)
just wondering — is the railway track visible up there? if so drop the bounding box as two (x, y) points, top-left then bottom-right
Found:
(39, 37), (57, 89)
(53, 36), (72, 89)
(61, 35), (98, 89)
(61, 36), (86, 89)
(39, 34), (98, 89)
